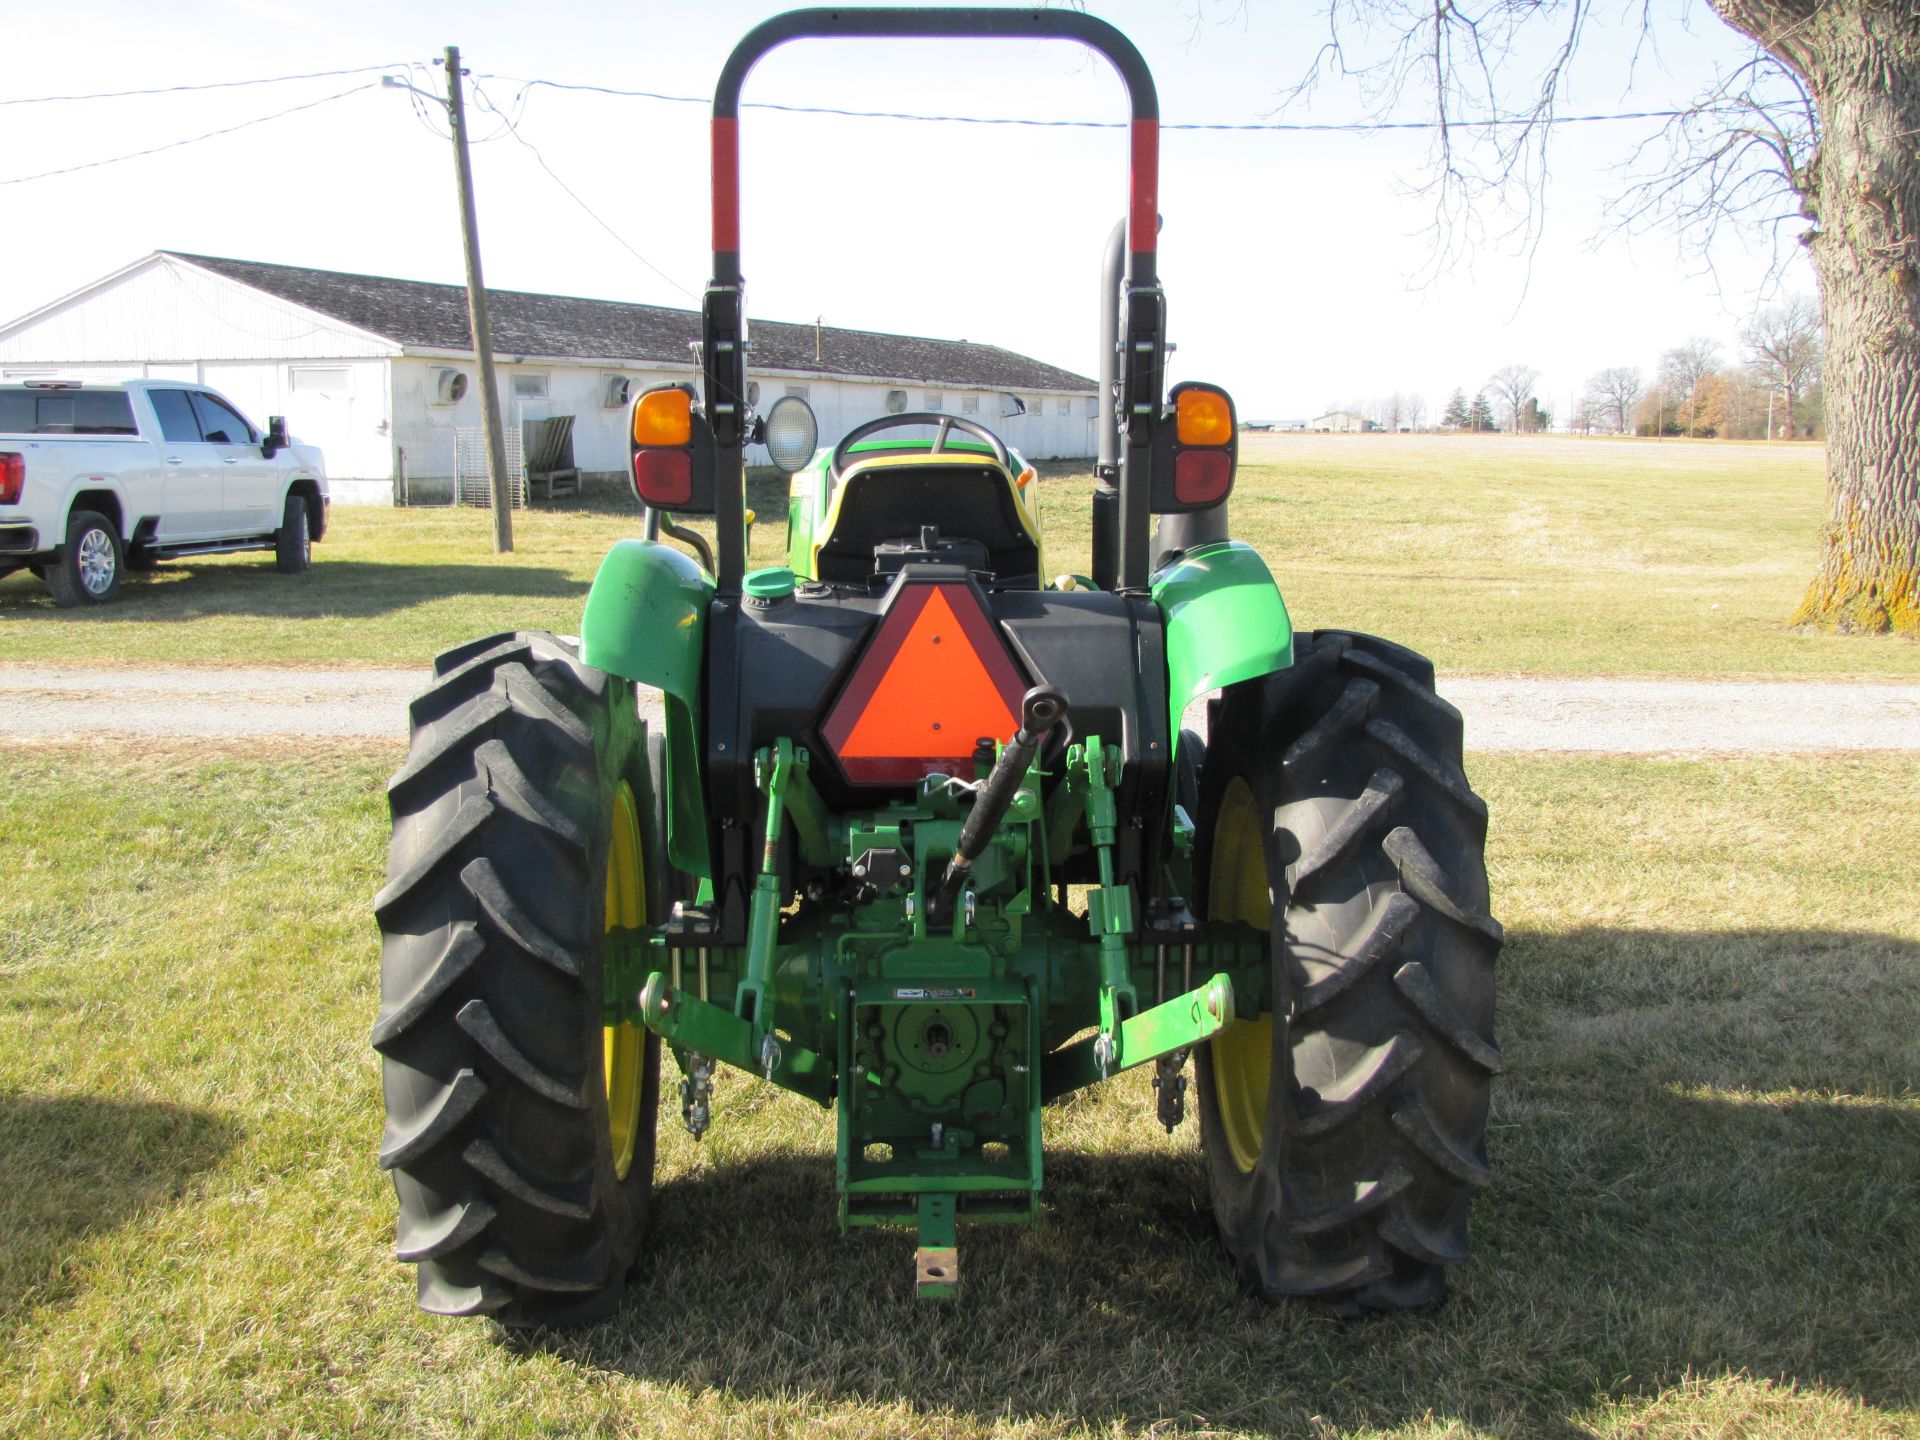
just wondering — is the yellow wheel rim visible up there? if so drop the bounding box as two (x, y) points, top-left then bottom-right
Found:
(1209, 776), (1273, 1174)
(603, 780), (646, 1181)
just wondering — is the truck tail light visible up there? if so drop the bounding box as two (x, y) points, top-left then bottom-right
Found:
(0, 453), (23, 505)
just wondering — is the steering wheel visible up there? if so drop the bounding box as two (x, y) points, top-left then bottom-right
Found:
(829, 412), (1011, 483)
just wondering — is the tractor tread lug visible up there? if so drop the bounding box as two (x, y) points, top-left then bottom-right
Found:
(1287, 1163), (1413, 1236)
(461, 857), (580, 976)
(1282, 677), (1377, 776)
(432, 636), (535, 687)
(477, 738), (588, 852)
(1295, 1033), (1422, 1137)
(373, 793), (495, 920)
(478, 1240), (611, 1294)
(370, 921), (484, 1052)
(463, 1139), (596, 1220)
(1381, 827), (1504, 945)
(389, 691), (512, 803)
(379, 1068), (486, 1171)
(1340, 648), (1463, 726)
(500, 664), (594, 753)
(396, 1197), (497, 1262)
(1379, 1204), (1470, 1267)
(1393, 960), (1504, 1073)
(1391, 1096), (1494, 1189)
(456, 999), (586, 1109)
(1364, 717), (1487, 825)
(1295, 891), (1420, 1018)
(1289, 766), (1404, 893)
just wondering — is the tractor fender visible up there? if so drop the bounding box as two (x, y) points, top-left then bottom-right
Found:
(1151, 540), (1293, 758)
(579, 538), (715, 876)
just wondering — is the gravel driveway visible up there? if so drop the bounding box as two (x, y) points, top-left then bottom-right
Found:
(3, 665), (1917, 752)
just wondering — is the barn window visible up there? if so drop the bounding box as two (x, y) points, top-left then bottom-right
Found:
(961, 393), (979, 415)
(785, 384), (810, 399)
(925, 391), (943, 410)
(290, 367), (350, 393)
(1056, 398), (1070, 416)
(1032, 396), (1045, 416)
(885, 389), (908, 414)
(511, 374), (549, 399)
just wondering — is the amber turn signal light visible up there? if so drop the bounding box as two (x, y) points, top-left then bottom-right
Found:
(632, 388), (692, 447)
(1175, 386), (1234, 447)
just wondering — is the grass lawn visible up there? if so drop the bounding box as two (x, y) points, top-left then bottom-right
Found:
(3, 434), (1915, 680)
(2, 741), (1916, 1437)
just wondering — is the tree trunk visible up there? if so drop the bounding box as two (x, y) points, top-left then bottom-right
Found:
(1716, 1), (1920, 636)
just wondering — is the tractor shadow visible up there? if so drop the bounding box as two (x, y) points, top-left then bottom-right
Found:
(0, 559), (588, 621)
(519, 924), (1920, 1437)
(0, 1093), (238, 1321)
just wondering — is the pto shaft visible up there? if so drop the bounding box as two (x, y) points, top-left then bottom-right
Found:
(930, 686), (1068, 924)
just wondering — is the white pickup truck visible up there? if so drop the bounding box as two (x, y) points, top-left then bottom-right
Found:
(0, 378), (328, 606)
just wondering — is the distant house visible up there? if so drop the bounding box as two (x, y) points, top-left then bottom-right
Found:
(1308, 410), (1376, 433)
(0, 252), (1100, 504)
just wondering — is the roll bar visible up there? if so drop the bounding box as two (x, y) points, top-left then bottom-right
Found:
(701, 7), (1167, 593)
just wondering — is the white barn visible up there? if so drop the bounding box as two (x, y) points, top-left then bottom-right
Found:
(0, 252), (1100, 505)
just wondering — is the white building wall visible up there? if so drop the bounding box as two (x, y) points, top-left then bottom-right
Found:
(0, 255), (393, 364)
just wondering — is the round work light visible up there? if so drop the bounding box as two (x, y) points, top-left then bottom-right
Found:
(763, 395), (819, 473)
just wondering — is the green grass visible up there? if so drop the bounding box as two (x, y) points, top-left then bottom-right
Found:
(2, 742), (1916, 1437)
(4, 435), (1915, 679)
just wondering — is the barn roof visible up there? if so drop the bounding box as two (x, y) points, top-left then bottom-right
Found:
(162, 252), (1094, 393)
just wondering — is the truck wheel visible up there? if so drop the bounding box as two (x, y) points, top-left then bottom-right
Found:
(275, 493), (311, 573)
(373, 631), (664, 1326)
(46, 510), (123, 607)
(1192, 630), (1501, 1313)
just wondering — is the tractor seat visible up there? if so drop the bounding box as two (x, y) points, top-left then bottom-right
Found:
(813, 446), (1041, 588)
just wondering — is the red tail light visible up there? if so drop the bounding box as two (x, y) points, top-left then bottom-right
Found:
(633, 448), (692, 507)
(0, 453), (23, 506)
(1173, 448), (1231, 505)
(822, 578), (1029, 784)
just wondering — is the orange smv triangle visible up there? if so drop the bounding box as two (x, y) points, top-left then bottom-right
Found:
(838, 588), (1020, 767)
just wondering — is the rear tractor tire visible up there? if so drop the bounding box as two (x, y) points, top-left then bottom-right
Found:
(373, 630), (664, 1326)
(1192, 630), (1501, 1313)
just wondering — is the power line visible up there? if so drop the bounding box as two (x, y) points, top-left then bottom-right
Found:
(0, 82), (379, 186)
(469, 80), (698, 299)
(483, 73), (1689, 133)
(0, 63), (404, 108)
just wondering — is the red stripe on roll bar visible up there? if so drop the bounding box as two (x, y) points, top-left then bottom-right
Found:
(1129, 118), (1158, 254)
(712, 117), (740, 253)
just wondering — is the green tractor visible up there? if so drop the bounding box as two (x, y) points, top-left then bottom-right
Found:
(373, 6), (1500, 1326)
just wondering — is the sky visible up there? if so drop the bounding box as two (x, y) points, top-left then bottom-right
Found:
(5, 0), (1809, 423)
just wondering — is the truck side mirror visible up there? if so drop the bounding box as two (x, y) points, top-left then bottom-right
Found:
(263, 415), (288, 459)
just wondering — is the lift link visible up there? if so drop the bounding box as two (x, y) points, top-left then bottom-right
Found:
(1075, 735), (1137, 1074)
(738, 738), (798, 1052)
(929, 686), (1068, 926)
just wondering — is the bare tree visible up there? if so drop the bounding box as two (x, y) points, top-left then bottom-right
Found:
(1742, 294), (1822, 438)
(1658, 338), (1722, 438)
(1486, 363), (1540, 435)
(1583, 366), (1644, 435)
(1407, 392), (1429, 431)
(1276, 1), (1920, 634)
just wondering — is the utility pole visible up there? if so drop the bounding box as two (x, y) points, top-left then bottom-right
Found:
(443, 45), (513, 551)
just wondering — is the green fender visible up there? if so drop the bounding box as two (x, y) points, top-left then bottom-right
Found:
(579, 539), (714, 877)
(1151, 540), (1293, 758)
